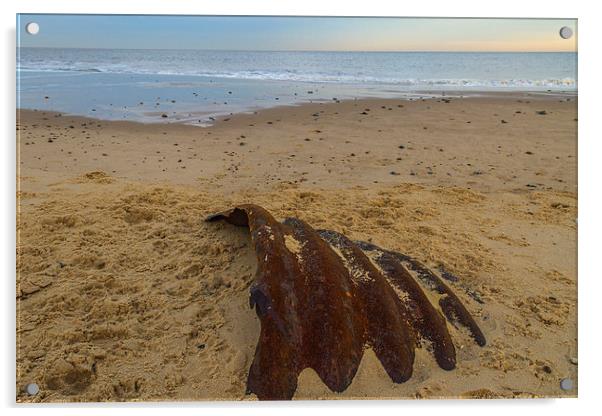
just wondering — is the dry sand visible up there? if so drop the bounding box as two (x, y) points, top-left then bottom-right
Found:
(16, 93), (577, 402)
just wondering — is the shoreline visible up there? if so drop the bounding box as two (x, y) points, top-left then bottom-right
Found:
(17, 89), (578, 127)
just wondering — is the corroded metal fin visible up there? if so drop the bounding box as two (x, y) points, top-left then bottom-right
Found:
(362, 247), (457, 370)
(206, 205), (486, 400)
(280, 217), (365, 393)
(207, 205), (366, 400)
(316, 229), (415, 383)
(356, 240), (487, 347)
(209, 204), (304, 400)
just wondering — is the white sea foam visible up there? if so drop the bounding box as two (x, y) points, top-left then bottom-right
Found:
(17, 48), (578, 125)
(17, 48), (577, 90)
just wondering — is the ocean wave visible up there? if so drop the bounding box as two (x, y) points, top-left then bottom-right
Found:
(17, 65), (577, 89)
(17, 50), (579, 91)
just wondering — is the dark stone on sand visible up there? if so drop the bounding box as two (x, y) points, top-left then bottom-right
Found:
(161, 114), (168, 118)
(360, 111), (368, 115)
(536, 110), (547, 115)
(398, 145), (405, 149)
(240, 142), (246, 146)
(440, 269), (460, 282)
(197, 344), (206, 350)
(466, 289), (485, 304)
(390, 171), (400, 176)
(525, 151), (533, 155)
(501, 120), (508, 124)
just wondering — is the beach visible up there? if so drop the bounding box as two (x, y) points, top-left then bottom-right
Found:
(16, 93), (577, 401)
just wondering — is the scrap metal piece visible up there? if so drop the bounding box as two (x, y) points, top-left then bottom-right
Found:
(207, 204), (486, 400)
(355, 241), (487, 347)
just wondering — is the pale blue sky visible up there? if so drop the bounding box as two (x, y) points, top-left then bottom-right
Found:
(17, 15), (577, 52)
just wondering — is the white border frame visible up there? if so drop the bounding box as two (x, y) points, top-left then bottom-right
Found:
(3, 1), (600, 415)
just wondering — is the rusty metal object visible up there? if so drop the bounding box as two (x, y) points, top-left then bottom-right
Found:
(206, 205), (486, 400)
(355, 240), (487, 347)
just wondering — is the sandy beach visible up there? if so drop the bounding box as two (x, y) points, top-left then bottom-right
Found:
(16, 94), (577, 401)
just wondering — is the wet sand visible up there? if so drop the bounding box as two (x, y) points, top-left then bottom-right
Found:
(16, 93), (578, 401)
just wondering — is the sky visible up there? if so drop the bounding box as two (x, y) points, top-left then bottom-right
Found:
(17, 15), (577, 52)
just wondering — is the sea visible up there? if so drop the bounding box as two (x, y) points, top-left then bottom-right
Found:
(17, 48), (577, 125)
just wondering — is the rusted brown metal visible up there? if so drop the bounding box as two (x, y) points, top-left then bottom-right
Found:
(207, 204), (486, 400)
(355, 240), (487, 347)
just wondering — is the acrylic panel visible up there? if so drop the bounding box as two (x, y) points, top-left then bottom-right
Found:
(16, 15), (578, 402)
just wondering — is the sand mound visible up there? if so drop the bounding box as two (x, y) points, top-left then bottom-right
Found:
(76, 171), (115, 184)
(17, 177), (577, 401)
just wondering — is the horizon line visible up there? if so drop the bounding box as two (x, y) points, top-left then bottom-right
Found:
(18, 46), (577, 53)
